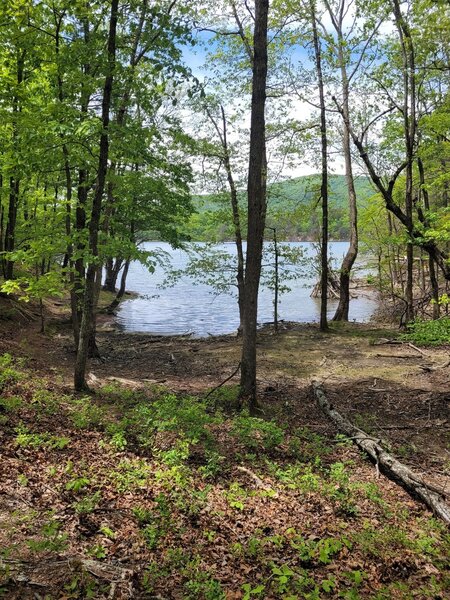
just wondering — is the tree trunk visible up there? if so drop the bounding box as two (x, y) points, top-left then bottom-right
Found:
(310, 0), (329, 331)
(204, 103), (245, 335)
(418, 158), (440, 318)
(4, 177), (19, 280)
(4, 52), (24, 280)
(103, 257), (123, 293)
(331, 10), (358, 322)
(74, 0), (119, 391)
(393, 0), (416, 323)
(107, 259), (130, 314)
(239, 0), (269, 413)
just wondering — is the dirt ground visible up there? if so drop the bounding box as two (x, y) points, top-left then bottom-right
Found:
(1, 296), (449, 501)
(1, 296), (450, 598)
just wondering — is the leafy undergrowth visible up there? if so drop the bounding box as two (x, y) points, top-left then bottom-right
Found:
(0, 352), (449, 599)
(400, 317), (450, 346)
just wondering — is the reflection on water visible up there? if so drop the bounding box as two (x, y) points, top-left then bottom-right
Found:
(116, 242), (377, 337)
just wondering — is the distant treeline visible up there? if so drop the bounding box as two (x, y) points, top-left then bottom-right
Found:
(183, 174), (375, 242)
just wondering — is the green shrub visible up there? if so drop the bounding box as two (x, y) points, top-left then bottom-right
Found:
(232, 415), (284, 451)
(0, 395), (23, 412)
(130, 394), (217, 446)
(400, 317), (450, 345)
(69, 396), (107, 429)
(0, 353), (21, 391)
(15, 425), (70, 450)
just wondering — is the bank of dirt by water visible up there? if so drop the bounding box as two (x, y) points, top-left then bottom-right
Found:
(0, 295), (449, 598)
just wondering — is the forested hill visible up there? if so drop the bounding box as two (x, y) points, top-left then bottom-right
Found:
(185, 174), (375, 242)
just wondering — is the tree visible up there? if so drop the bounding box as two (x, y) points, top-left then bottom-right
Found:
(309, 0), (329, 331)
(239, 0), (269, 412)
(74, 0), (120, 391)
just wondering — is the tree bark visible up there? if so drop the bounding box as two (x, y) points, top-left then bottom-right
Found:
(4, 52), (25, 280)
(310, 0), (329, 331)
(392, 0), (416, 323)
(239, 0), (269, 412)
(325, 1), (358, 322)
(205, 103), (245, 335)
(74, 0), (119, 391)
(103, 257), (123, 293)
(107, 258), (130, 314)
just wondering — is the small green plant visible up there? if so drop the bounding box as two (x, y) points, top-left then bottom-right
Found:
(157, 438), (190, 466)
(232, 415), (284, 451)
(69, 397), (106, 430)
(199, 449), (225, 480)
(109, 431), (127, 451)
(99, 526), (116, 540)
(66, 476), (90, 493)
(271, 563), (296, 594)
(73, 491), (101, 514)
(224, 482), (248, 510)
(289, 427), (331, 460)
(17, 474), (28, 486)
(0, 354), (21, 391)
(88, 544), (107, 559)
(31, 389), (61, 416)
(110, 458), (151, 492)
(206, 384), (240, 410)
(15, 425), (70, 450)
(242, 583), (266, 599)
(130, 393), (217, 446)
(132, 506), (154, 525)
(0, 395), (22, 412)
(27, 519), (68, 553)
(182, 558), (226, 600)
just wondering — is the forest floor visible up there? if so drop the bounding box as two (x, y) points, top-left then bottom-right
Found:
(0, 295), (449, 599)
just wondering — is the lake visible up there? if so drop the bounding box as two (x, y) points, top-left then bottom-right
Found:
(116, 241), (377, 336)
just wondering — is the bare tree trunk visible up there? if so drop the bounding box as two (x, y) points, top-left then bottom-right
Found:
(326, 1), (358, 322)
(418, 157), (440, 318)
(392, 0), (416, 323)
(204, 104), (245, 335)
(107, 259), (130, 314)
(310, 0), (329, 331)
(239, 0), (269, 413)
(103, 257), (123, 293)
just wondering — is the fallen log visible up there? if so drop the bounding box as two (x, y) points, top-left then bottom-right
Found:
(312, 382), (450, 525)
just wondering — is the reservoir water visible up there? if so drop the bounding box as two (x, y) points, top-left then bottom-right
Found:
(116, 241), (377, 336)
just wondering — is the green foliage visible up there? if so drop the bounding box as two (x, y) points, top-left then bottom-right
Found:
(130, 393), (218, 446)
(0, 395), (23, 412)
(110, 459), (151, 492)
(288, 427), (332, 460)
(232, 415), (284, 451)
(69, 397), (107, 430)
(88, 544), (107, 559)
(31, 389), (61, 416)
(0, 354), (22, 391)
(400, 317), (450, 345)
(27, 519), (68, 554)
(15, 425), (70, 450)
(65, 476), (90, 493)
(186, 174), (374, 241)
(73, 492), (102, 515)
(224, 482), (248, 510)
